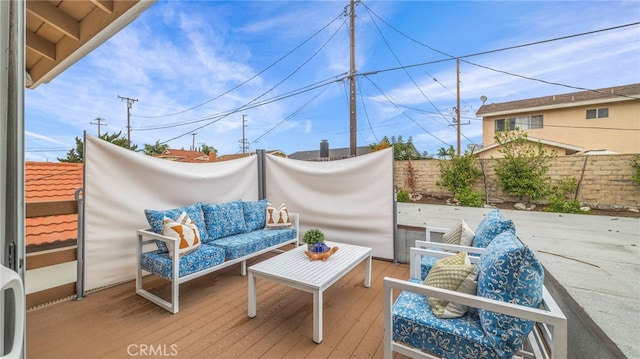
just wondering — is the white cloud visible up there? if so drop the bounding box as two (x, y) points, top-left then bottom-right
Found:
(25, 131), (65, 144)
(24, 1), (640, 159)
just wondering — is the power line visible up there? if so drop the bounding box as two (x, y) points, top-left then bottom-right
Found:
(359, 4), (639, 97)
(132, 74), (345, 132)
(461, 59), (640, 99)
(160, 18), (349, 145)
(132, 10), (347, 119)
(357, 76), (378, 143)
(362, 75), (450, 147)
(363, 5), (451, 126)
(249, 84), (331, 147)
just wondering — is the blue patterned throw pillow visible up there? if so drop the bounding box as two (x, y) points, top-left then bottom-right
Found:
(477, 231), (544, 357)
(202, 201), (247, 240)
(144, 203), (208, 252)
(472, 208), (515, 248)
(243, 199), (268, 232)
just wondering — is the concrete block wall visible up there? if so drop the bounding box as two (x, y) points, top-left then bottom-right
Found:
(394, 154), (640, 209)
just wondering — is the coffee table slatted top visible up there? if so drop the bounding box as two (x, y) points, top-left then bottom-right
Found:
(248, 241), (372, 290)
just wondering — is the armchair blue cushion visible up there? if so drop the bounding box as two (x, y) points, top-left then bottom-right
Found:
(472, 209), (515, 248)
(392, 279), (505, 359)
(477, 231), (544, 358)
(420, 255), (438, 280)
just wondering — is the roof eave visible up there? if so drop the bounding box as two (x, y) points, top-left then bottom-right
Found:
(29, 0), (156, 89)
(477, 95), (638, 118)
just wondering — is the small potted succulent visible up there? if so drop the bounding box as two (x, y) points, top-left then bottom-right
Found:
(302, 228), (325, 251)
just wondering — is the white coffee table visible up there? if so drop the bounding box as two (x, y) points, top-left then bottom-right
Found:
(247, 241), (372, 343)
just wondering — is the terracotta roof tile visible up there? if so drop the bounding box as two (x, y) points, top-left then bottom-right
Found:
(25, 162), (83, 247)
(155, 149), (214, 163)
(26, 215), (78, 246)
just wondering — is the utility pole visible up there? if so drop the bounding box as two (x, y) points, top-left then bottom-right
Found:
(239, 114), (249, 153)
(456, 58), (461, 156)
(90, 117), (107, 137)
(118, 95), (138, 148)
(191, 133), (197, 151)
(348, 0), (357, 157)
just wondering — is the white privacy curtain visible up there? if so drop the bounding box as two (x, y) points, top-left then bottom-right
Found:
(264, 148), (394, 259)
(84, 136), (258, 290)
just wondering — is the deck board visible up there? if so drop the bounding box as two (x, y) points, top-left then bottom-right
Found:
(26, 248), (411, 358)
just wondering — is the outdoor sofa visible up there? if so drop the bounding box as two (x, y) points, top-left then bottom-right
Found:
(136, 199), (299, 313)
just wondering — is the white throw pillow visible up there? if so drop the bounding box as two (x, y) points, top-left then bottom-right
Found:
(265, 203), (292, 229)
(162, 211), (201, 259)
(442, 219), (475, 247)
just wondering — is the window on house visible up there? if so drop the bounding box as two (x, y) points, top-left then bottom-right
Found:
(586, 108), (609, 119)
(495, 115), (543, 131)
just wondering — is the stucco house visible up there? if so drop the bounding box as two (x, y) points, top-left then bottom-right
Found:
(475, 83), (640, 158)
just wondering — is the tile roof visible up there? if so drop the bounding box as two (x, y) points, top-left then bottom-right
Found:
(216, 150), (286, 162)
(288, 146), (371, 161)
(25, 162), (83, 247)
(155, 149), (215, 163)
(476, 83), (640, 116)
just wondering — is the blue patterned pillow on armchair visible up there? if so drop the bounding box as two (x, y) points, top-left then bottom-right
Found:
(472, 208), (515, 248)
(202, 201), (247, 241)
(477, 231), (544, 358)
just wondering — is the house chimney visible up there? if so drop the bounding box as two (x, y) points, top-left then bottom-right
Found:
(320, 139), (329, 158)
(209, 152), (217, 162)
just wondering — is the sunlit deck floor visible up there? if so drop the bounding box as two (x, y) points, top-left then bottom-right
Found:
(27, 246), (409, 359)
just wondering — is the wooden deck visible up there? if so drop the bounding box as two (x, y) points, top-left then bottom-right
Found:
(26, 247), (410, 358)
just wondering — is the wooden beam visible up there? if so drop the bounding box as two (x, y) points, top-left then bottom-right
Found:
(26, 0), (80, 41)
(26, 200), (78, 218)
(26, 282), (76, 309)
(27, 240), (77, 254)
(26, 30), (56, 61)
(26, 246), (77, 270)
(91, 0), (114, 15)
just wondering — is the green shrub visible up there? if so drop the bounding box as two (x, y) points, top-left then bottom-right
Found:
(437, 146), (484, 207)
(456, 187), (485, 207)
(547, 197), (584, 214)
(396, 190), (409, 202)
(545, 177), (588, 214)
(632, 157), (640, 185)
(493, 128), (555, 203)
(437, 147), (482, 195)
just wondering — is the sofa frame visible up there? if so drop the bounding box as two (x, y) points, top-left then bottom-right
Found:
(136, 213), (299, 314)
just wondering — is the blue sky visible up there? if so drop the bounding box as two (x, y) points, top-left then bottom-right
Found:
(25, 0), (640, 161)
